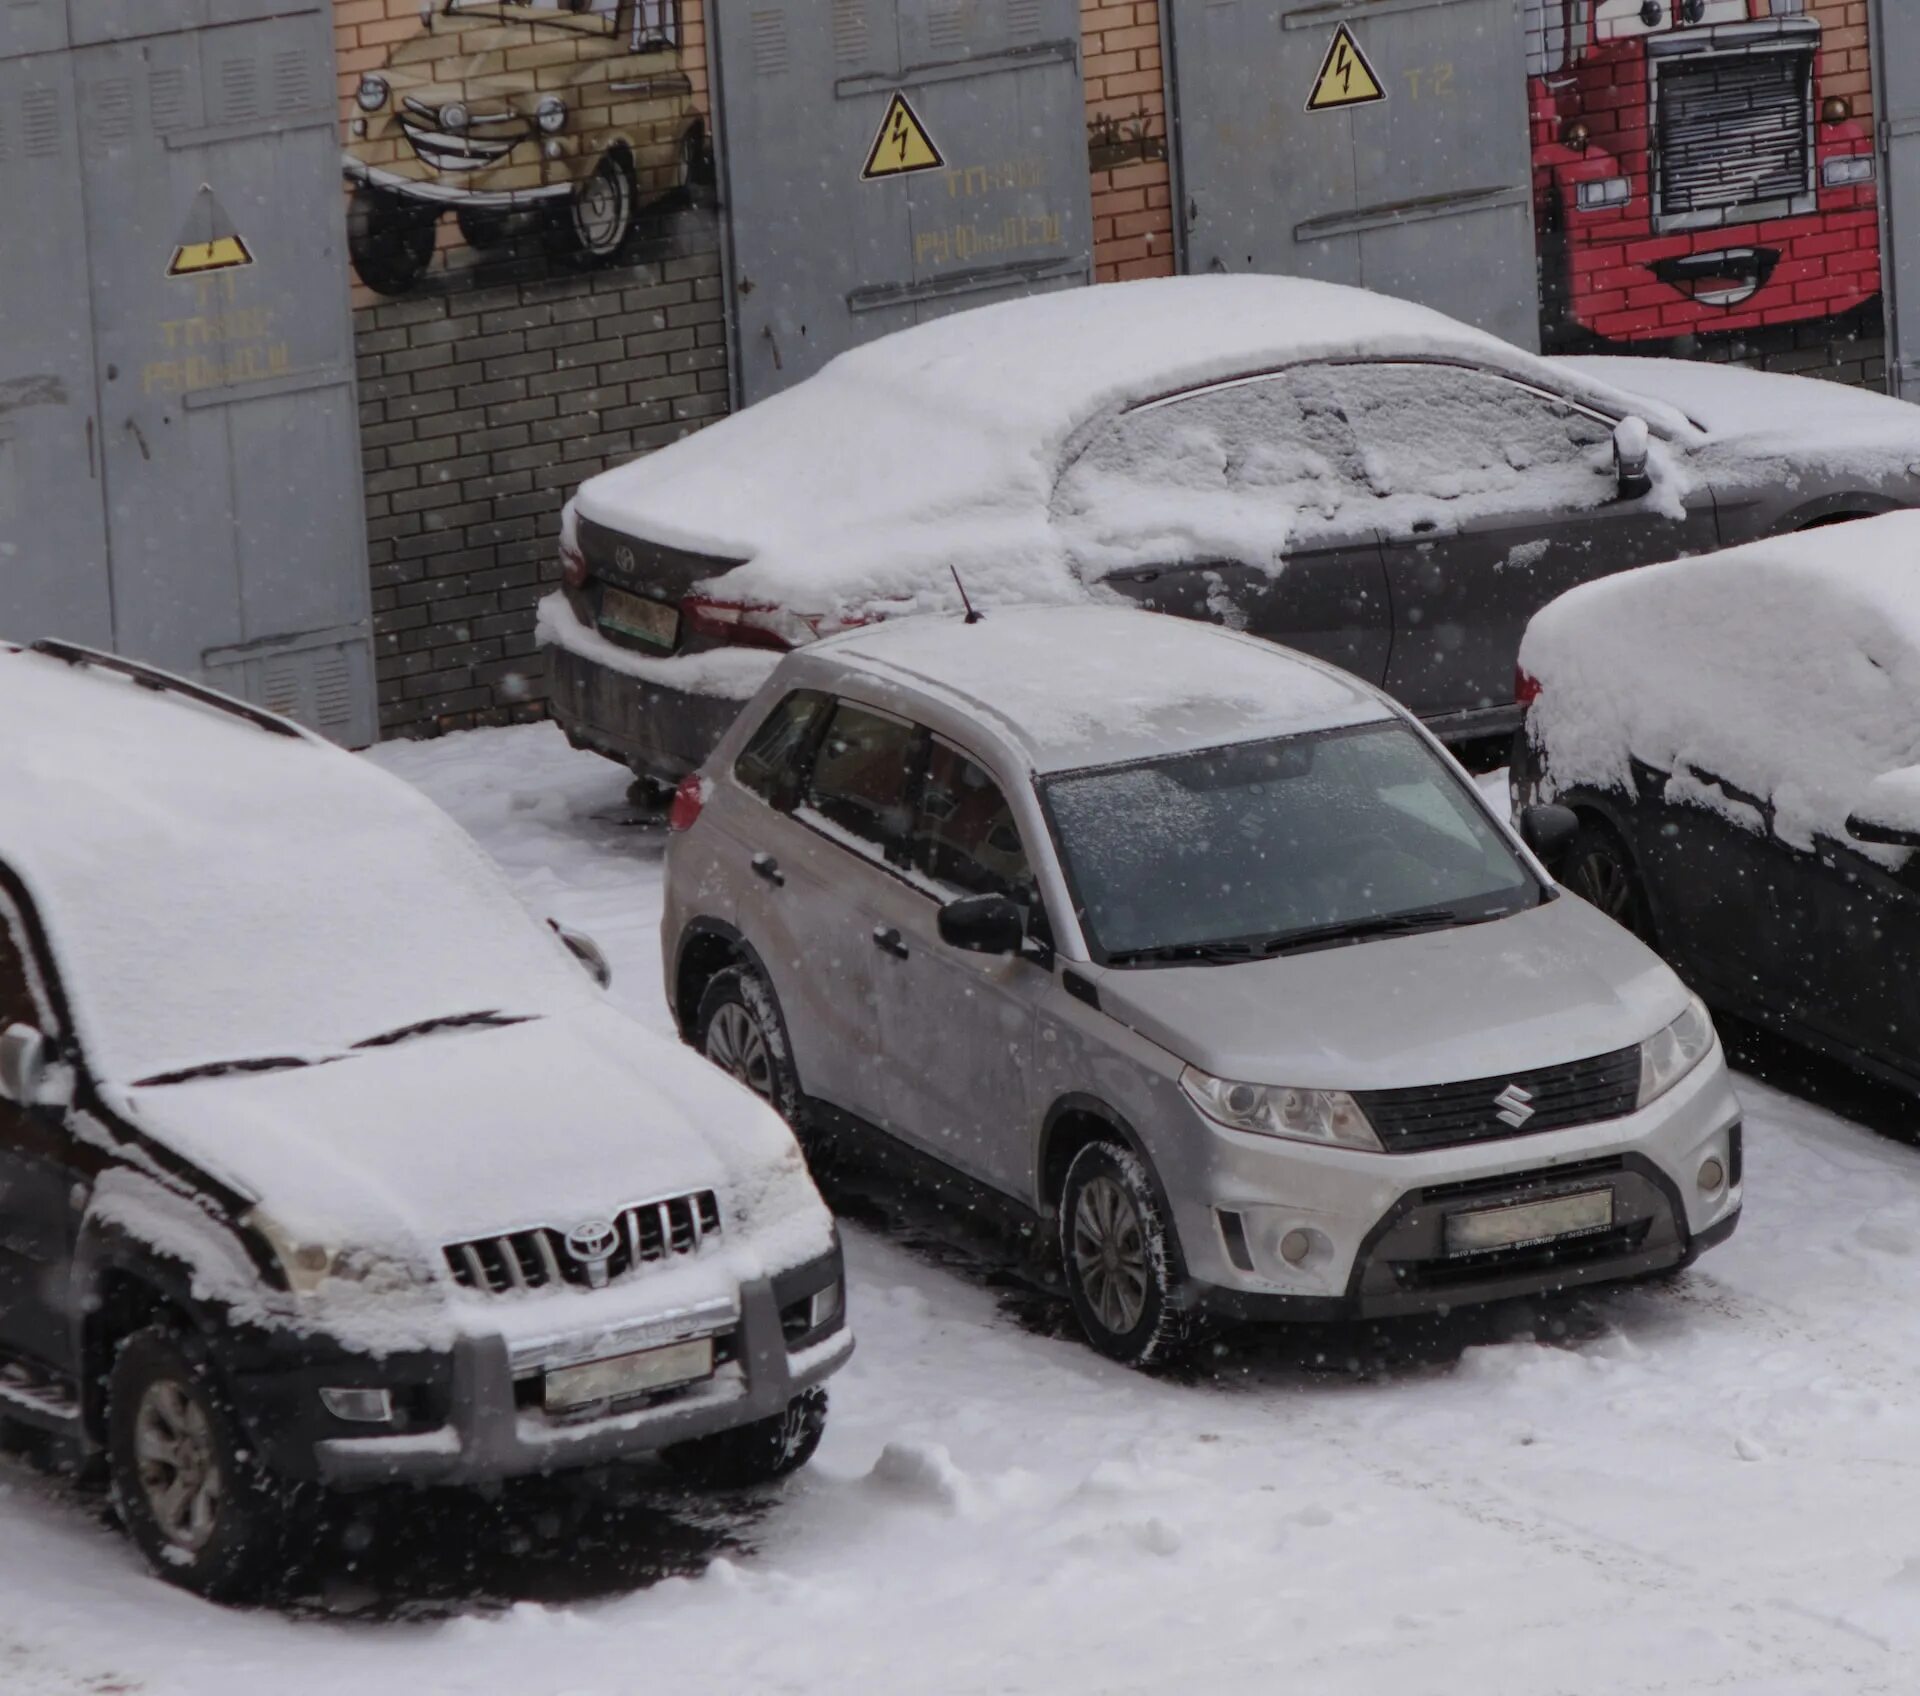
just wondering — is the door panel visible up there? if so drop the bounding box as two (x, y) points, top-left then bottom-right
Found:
(1796, 840), (1920, 1075)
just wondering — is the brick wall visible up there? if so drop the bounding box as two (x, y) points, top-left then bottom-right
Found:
(1082, 1), (1175, 283)
(334, 0), (726, 738)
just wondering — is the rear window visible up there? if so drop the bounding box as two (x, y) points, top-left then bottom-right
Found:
(802, 701), (920, 859)
(735, 689), (829, 808)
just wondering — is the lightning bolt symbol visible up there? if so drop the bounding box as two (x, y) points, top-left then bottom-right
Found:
(893, 109), (910, 162)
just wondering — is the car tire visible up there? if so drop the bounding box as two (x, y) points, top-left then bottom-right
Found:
(1058, 1141), (1190, 1369)
(107, 1325), (292, 1600)
(455, 206), (513, 250)
(549, 149), (636, 263)
(662, 1388), (828, 1488)
(346, 186), (437, 296)
(697, 965), (804, 1118)
(1562, 819), (1657, 946)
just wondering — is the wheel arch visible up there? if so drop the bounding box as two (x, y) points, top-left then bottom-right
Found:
(1037, 1095), (1190, 1278)
(670, 918), (787, 1051)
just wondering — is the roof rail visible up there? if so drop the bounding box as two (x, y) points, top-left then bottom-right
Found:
(29, 641), (311, 741)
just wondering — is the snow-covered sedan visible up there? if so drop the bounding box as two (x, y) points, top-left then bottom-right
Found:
(0, 642), (849, 1599)
(664, 606), (1742, 1368)
(541, 274), (1920, 797)
(1515, 511), (1920, 1093)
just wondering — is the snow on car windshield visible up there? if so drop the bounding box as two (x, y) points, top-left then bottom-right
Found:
(1, 657), (595, 1087)
(1042, 721), (1537, 961)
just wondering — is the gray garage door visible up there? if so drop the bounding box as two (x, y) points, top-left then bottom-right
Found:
(711, 0), (1095, 404)
(1876, 0), (1920, 399)
(1167, 0), (1540, 351)
(0, 0), (374, 745)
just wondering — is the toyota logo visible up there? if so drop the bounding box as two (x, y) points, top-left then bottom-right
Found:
(565, 1220), (619, 1283)
(1492, 1083), (1536, 1129)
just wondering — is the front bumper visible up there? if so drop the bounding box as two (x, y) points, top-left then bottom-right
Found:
(1169, 1043), (1743, 1322)
(235, 1256), (851, 1490)
(343, 154), (575, 211)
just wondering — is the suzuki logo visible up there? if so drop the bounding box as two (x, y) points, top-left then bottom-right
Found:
(565, 1219), (620, 1287)
(1493, 1084), (1536, 1129)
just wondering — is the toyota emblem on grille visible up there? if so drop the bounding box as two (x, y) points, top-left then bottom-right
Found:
(566, 1219), (619, 1286)
(1493, 1084), (1536, 1129)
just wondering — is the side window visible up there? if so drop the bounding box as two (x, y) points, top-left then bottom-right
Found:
(912, 743), (1034, 901)
(1050, 370), (1373, 560)
(1326, 363), (1615, 511)
(802, 701), (920, 860)
(735, 689), (830, 809)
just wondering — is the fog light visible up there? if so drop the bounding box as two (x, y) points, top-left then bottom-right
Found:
(1280, 1229), (1312, 1267)
(1698, 1157), (1726, 1194)
(320, 1387), (394, 1424)
(545, 139), (565, 161)
(810, 1280), (844, 1331)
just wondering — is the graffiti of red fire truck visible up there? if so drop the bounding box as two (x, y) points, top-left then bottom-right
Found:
(1528, 0), (1879, 344)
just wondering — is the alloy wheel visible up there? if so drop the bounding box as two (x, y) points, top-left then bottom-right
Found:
(133, 1380), (223, 1553)
(706, 1002), (775, 1102)
(1571, 847), (1633, 922)
(1071, 1175), (1150, 1337)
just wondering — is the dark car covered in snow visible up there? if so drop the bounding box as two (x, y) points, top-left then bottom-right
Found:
(0, 641), (847, 1598)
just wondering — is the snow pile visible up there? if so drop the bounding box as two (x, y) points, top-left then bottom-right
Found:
(569, 275), (1695, 623)
(1520, 510), (1920, 855)
(813, 605), (1389, 771)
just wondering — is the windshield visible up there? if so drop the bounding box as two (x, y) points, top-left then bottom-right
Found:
(1042, 722), (1540, 964)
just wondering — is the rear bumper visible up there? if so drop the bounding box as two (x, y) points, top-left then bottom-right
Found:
(546, 638), (752, 783)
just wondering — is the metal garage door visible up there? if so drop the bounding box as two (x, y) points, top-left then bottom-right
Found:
(1876, 0), (1920, 399)
(712, 0), (1095, 404)
(1167, 0), (1540, 351)
(0, 0), (375, 745)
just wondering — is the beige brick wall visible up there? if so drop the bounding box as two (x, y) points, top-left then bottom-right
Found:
(1082, 0), (1174, 283)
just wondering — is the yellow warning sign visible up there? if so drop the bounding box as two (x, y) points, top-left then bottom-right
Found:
(167, 184), (255, 278)
(1306, 24), (1386, 113)
(862, 92), (944, 181)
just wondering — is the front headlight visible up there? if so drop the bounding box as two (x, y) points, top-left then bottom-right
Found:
(537, 95), (569, 135)
(1180, 1067), (1382, 1151)
(1637, 995), (1715, 1108)
(247, 1211), (414, 1296)
(356, 74), (389, 113)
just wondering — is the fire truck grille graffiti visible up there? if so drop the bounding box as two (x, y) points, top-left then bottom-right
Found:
(1654, 47), (1815, 230)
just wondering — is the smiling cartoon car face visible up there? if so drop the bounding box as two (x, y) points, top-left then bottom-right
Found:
(343, 0), (703, 294)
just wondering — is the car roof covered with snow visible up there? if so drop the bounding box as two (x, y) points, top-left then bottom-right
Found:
(1518, 509), (1920, 860)
(0, 645), (595, 1087)
(569, 275), (1699, 619)
(795, 605), (1397, 774)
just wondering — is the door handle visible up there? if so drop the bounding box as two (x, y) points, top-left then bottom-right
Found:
(872, 925), (910, 960)
(750, 853), (784, 887)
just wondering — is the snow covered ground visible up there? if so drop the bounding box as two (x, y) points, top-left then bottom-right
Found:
(6, 723), (1920, 1695)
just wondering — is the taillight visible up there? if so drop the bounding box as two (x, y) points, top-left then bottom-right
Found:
(668, 774), (708, 832)
(680, 595), (794, 652)
(1515, 665), (1543, 708)
(560, 537), (588, 590)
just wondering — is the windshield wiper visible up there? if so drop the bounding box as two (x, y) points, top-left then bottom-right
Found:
(351, 1009), (531, 1050)
(1262, 907), (1476, 957)
(136, 1055), (318, 1088)
(1106, 940), (1273, 967)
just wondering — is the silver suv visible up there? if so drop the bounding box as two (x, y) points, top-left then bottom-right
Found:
(663, 607), (1742, 1366)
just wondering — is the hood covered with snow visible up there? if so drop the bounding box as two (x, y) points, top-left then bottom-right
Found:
(1521, 511), (1920, 861)
(568, 276), (1692, 620)
(105, 1003), (823, 1270)
(1093, 895), (1685, 1092)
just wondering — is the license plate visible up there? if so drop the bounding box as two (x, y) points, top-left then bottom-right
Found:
(1444, 1188), (1614, 1257)
(543, 1335), (713, 1412)
(598, 586), (679, 651)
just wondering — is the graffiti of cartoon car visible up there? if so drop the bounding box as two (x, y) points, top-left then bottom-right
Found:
(1527, 0), (1880, 347)
(342, 0), (706, 295)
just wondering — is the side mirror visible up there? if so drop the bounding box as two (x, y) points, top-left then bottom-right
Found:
(1519, 803), (1580, 871)
(549, 921), (613, 988)
(1845, 813), (1920, 850)
(937, 893), (1025, 956)
(1613, 416), (1653, 501)
(0, 1023), (70, 1109)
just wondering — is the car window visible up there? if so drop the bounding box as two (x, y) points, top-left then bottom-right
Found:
(1325, 362), (1615, 511)
(1051, 368), (1374, 564)
(802, 701), (920, 861)
(912, 742), (1034, 901)
(735, 689), (830, 809)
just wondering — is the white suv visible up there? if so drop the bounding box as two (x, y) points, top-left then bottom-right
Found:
(663, 606), (1742, 1366)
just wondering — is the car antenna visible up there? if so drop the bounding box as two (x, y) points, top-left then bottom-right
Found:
(951, 565), (983, 625)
